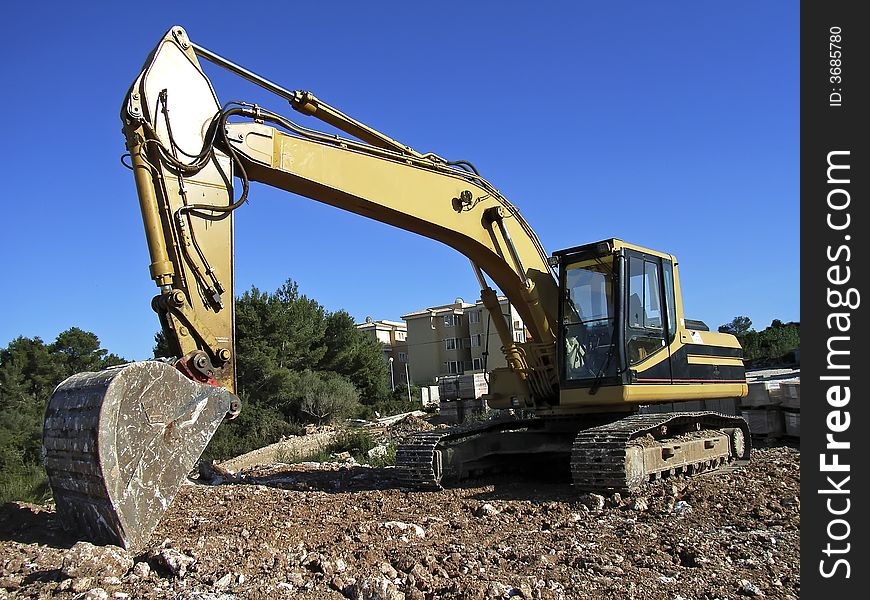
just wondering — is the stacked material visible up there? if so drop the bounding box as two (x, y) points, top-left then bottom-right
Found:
(780, 382), (800, 437)
(740, 378), (800, 439)
(437, 374), (490, 423)
(439, 400), (460, 424)
(438, 398), (488, 424)
(420, 385), (440, 407)
(438, 373), (488, 401)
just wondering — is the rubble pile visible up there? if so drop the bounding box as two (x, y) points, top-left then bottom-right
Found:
(0, 440), (799, 599)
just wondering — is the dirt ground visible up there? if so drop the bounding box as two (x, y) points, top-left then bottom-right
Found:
(0, 434), (799, 600)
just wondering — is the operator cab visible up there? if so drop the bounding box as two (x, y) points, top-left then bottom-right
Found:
(552, 239), (680, 391)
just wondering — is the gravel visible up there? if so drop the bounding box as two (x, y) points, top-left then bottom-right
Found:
(0, 441), (799, 599)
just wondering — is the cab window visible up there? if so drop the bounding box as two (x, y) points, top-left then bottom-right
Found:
(627, 256), (666, 365)
(561, 258), (617, 381)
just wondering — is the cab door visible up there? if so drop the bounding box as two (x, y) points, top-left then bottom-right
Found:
(624, 251), (673, 383)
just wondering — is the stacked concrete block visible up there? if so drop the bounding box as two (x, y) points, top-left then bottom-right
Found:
(783, 410), (800, 438)
(439, 400), (461, 424)
(438, 397), (487, 424)
(743, 408), (785, 438)
(438, 373), (488, 401)
(740, 379), (800, 440)
(420, 385), (440, 407)
(780, 382), (800, 438)
(438, 374), (489, 423)
(743, 382), (783, 408)
(779, 382), (800, 410)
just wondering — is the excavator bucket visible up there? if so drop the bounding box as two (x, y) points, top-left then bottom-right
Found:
(43, 361), (236, 551)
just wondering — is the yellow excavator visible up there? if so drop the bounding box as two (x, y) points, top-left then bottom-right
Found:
(43, 26), (750, 551)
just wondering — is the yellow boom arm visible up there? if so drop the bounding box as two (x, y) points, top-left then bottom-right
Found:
(122, 26), (560, 402)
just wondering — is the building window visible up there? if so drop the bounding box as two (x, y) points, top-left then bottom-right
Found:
(444, 360), (463, 374)
(398, 352), (407, 362)
(443, 315), (453, 327)
(470, 333), (482, 347)
(513, 319), (522, 329)
(445, 338), (457, 350)
(514, 331), (525, 343)
(473, 358), (483, 370)
(469, 310), (481, 324)
(396, 331), (406, 341)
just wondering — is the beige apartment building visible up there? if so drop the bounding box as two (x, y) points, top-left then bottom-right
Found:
(401, 297), (526, 385)
(356, 319), (409, 387)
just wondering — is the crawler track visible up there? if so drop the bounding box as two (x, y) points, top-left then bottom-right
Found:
(397, 411), (750, 493)
(571, 412), (750, 492)
(395, 418), (540, 489)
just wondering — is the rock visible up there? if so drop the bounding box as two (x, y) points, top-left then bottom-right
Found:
(475, 503), (500, 517)
(578, 494), (606, 511)
(628, 497), (649, 512)
(334, 558), (348, 573)
(73, 588), (108, 600)
(71, 578), (95, 593)
(287, 571), (306, 587)
(410, 563), (431, 590)
(379, 562), (398, 579)
(132, 562), (150, 579)
(394, 555), (416, 573)
(198, 461), (236, 483)
(592, 564), (625, 576)
(367, 445), (389, 459)
(101, 576), (122, 586)
(0, 576), (22, 591)
(154, 548), (195, 578)
(62, 542), (133, 579)
(329, 575), (349, 593)
(383, 521), (425, 539)
(537, 554), (557, 566)
(214, 573), (234, 588)
(739, 579), (765, 596)
(348, 575), (405, 600)
(334, 451), (353, 461)
(673, 500), (692, 514)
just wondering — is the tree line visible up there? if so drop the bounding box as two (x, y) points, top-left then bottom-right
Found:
(0, 328), (125, 503)
(0, 279), (414, 503)
(718, 316), (800, 366)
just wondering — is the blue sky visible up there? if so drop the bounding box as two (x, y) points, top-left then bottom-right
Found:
(0, 2), (798, 360)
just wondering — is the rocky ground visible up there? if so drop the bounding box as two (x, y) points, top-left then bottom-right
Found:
(0, 429), (799, 600)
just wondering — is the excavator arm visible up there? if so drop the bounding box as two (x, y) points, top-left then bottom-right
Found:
(125, 25), (562, 404)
